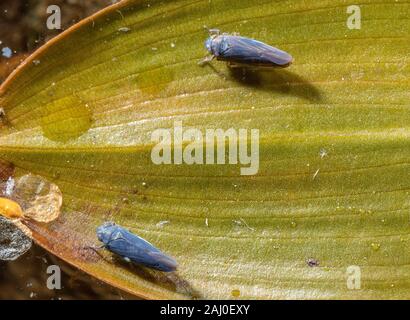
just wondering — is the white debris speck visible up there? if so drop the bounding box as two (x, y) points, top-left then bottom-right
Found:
(116, 10), (124, 19)
(5, 177), (15, 196)
(118, 27), (130, 32)
(156, 220), (170, 228)
(32, 59), (41, 65)
(151, 47), (158, 51)
(350, 70), (365, 81)
(313, 169), (320, 180)
(170, 42), (176, 48)
(233, 218), (255, 231)
(2, 47), (12, 58)
(319, 148), (328, 159)
(205, 218), (209, 227)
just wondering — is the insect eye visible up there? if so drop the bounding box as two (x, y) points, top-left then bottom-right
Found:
(204, 38), (212, 51)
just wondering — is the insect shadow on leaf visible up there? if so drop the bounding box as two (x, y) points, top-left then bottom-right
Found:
(111, 254), (202, 299)
(228, 66), (323, 103)
(87, 248), (202, 299)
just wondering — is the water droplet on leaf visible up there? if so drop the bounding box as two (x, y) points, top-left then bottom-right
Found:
(371, 243), (381, 251)
(231, 289), (240, 297)
(13, 174), (62, 223)
(40, 96), (92, 142)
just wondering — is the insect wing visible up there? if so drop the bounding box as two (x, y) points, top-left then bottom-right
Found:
(143, 250), (178, 272)
(219, 36), (293, 67)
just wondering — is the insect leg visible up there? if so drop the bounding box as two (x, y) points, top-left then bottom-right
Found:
(198, 54), (215, 66)
(227, 61), (244, 68)
(84, 244), (116, 263)
(84, 244), (105, 257)
(84, 244), (106, 252)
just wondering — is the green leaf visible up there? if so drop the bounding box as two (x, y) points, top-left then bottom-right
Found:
(1, 0), (409, 299)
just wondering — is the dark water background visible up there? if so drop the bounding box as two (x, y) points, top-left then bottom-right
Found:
(0, 0), (137, 300)
(0, 244), (136, 299)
